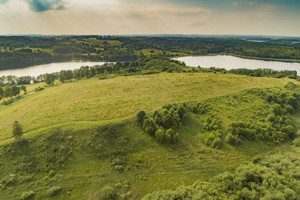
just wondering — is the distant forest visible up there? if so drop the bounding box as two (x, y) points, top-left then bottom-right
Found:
(0, 36), (300, 70)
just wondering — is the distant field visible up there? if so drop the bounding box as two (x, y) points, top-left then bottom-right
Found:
(0, 72), (296, 142)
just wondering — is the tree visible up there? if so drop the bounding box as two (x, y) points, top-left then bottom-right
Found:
(45, 73), (56, 85)
(65, 70), (74, 80)
(59, 71), (66, 83)
(165, 128), (178, 144)
(143, 118), (156, 135)
(155, 128), (165, 143)
(21, 85), (27, 94)
(177, 106), (185, 120)
(4, 86), (12, 98)
(12, 85), (20, 96)
(0, 87), (3, 99)
(136, 110), (146, 125)
(13, 121), (23, 139)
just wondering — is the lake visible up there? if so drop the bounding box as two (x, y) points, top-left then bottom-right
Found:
(2, 56), (300, 77)
(0, 61), (108, 77)
(174, 55), (300, 75)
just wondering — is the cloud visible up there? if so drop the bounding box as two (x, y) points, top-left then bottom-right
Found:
(0, 0), (66, 11)
(0, 0), (300, 36)
(27, 0), (65, 12)
(190, 21), (206, 27)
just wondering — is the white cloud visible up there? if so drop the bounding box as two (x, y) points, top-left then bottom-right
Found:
(0, 0), (299, 36)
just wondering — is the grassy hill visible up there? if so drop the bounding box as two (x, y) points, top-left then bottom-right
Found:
(0, 73), (295, 143)
(0, 72), (299, 199)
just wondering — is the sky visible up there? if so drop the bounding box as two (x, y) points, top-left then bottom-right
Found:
(0, 0), (299, 36)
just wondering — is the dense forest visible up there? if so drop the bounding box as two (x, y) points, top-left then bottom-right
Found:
(0, 36), (300, 70)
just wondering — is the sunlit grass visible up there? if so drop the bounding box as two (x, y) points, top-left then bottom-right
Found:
(0, 72), (296, 142)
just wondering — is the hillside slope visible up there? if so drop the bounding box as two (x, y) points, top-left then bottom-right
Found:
(0, 73), (299, 200)
(0, 73), (295, 143)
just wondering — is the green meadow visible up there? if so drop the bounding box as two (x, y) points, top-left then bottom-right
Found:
(0, 72), (299, 199)
(0, 73), (295, 142)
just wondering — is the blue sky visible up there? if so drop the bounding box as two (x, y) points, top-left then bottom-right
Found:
(0, 0), (299, 36)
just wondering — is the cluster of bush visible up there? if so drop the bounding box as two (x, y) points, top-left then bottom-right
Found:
(191, 102), (209, 114)
(0, 85), (26, 99)
(137, 104), (185, 144)
(100, 181), (132, 200)
(195, 66), (298, 80)
(111, 158), (125, 172)
(0, 85), (27, 105)
(142, 152), (300, 200)
(203, 116), (223, 148)
(190, 101), (223, 148)
(228, 68), (297, 79)
(28, 57), (185, 86)
(226, 86), (299, 144)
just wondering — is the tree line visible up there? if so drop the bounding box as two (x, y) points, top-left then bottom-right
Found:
(1, 36), (300, 70)
(0, 85), (26, 100)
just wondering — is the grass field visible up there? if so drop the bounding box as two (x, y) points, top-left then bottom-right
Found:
(0, 73), (295, 142)
(0, 72), (299, 199)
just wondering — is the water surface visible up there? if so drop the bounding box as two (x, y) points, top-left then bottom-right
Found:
(174, 55), (300, 75)
(0, 61), (108, 77)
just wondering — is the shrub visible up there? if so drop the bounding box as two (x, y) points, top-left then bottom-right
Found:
(47, 186), (62, 197)
(225, 133), (241, 145)
(266, 113), (276, 123)
(282, 125), (296, 138)
(161, 113), (174, 129)
(143, 118), (156, 135)
(165, 128), (178, 144)
(99, 186), (118, 200)
(13, 121), (23, 139)
(284, 82), (296, 90)
(35, 86), (44, 92)
(270, 104), (282, 116)
(21, 191), (35, 200)
(139, 104), (184, 144)
(1, 174), (17, 188)
(177, 106), (185, 119)
(205, 130), (222, 148)
(155, 128), (165, 143)
(286, 96), (298, 109)
(192, 105), (199, 114)
(204, 116), (221, 131)
(49, 170), (55, 177)
(292, 138), (300, 147)
(114, 165), (124, 172)
(136, 110), (146, 125)
(285, 105), (294, 113)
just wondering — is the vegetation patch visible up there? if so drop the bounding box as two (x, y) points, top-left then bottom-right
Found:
(142, 151), (300, 200)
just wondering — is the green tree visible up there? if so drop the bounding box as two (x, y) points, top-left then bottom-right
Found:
(0, 87), (3, 98)
(4, 86), (12, 98)
(59, 71), (66, 83)
(45, 73), (56, 85)
(143, 118), (156, 135)
(136, 110), (146, 125)
(21, 85), (27, 94)
(165, 128), (178, 144)
(12, 85), (20, 96)
(65, 70), (74, 80)
(177, 106), (185, 120)
(155, 128), (165, 143)
(13, 121), (23, 139)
